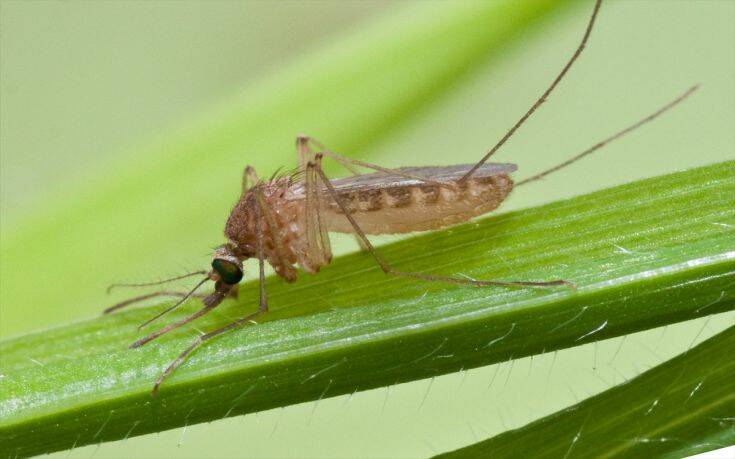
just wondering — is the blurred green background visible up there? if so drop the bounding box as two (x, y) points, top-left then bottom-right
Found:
(1, 0), (733, 457)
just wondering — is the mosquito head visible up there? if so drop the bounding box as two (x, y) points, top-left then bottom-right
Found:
(210, 244), (244, 285)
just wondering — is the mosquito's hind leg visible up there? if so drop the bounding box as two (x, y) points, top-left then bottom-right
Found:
(515, 85), (699, 187)
(459, 0), (602, 183)
(309, 153), (573, 289)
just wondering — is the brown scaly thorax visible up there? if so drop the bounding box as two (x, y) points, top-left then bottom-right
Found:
(224, 178), (315, 283)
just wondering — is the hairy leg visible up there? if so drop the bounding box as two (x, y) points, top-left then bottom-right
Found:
(516, 85), (699, 186)
(459, 0), (603, 182)
(103, 291), (206, 315)
(129, 300), (220, 350)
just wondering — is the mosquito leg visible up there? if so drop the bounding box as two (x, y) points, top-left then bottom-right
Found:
(354, 235), (370, 252)
(252, 184), (268, 312)
(107, 270), (207, 294)
(103, 291), (207, 315)
(459, 0), (603, 183)
(311, 153), (572, 288)
(150, 307), (267, 395)
(252, 186), (298, 282)
(300, 142), (333, 270)
(150, 198), (270, 395)
(129, 302), (219, 349)
(296, 135), (456, 189)
(297, 135), (359, 175)
(516, 85), (699, 186)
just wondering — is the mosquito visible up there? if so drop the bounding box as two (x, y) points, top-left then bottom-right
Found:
(105, 0), (698, 395)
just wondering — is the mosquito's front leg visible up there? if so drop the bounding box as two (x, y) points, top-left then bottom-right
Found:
(151, 304), (267, 395)
(309, 153), (572, 289)
(150, 183), (270, 395)
(103, 290), (207, 315)
(129, 300), (220, 349)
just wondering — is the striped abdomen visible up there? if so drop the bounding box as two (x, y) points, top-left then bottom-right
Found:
(322, 173), (514, 234)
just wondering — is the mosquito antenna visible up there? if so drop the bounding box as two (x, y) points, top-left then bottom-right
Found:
(517, 84), (699, 187)
(459, 0), (603, 183)
(137, 276), (210, 330)
(107, 270), (207, 294)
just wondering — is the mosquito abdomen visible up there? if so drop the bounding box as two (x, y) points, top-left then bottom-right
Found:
(323, 174), (513, 234)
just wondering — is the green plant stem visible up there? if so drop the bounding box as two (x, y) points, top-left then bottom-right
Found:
(435, 325), (735, 459)
(1, 161), (733, 456)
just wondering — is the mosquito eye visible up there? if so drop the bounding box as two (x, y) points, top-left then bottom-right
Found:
(212, 259), (243, 285)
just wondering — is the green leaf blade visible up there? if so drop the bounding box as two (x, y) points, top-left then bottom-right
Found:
(1, 161), (733, 456)
(435, 325), (735, 459)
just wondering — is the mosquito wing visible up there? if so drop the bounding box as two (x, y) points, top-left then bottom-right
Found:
(327, 162), (517, 193)
(285, 162), (517, 235)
